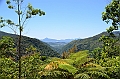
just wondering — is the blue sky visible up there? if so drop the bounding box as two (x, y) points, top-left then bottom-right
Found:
(0, 0), (111, 39)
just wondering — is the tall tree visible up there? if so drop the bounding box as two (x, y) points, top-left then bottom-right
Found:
(0, 0), (45, 78)
(102, 0), (120, 33)
(101, 0), (120, 57)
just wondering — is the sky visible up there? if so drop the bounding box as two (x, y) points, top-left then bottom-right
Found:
(0, 0), (112, 40)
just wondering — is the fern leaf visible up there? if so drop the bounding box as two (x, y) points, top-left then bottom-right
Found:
(58, 64), (77, 74)
(74, 73), (90, 79)
(86, 71), (110, 79)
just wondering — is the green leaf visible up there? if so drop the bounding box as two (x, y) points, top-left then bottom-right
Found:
(86, 71), (110, 79)
(6, 0), (11, 4)
(8, 5), (14, 9)
(58, 64), (77, 74)
(74, 73), (90, 79)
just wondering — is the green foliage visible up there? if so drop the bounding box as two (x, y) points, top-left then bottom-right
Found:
(6, 0), (11, 4)
(58, 64), (77, 74)
(0, 36), (14, 48)
(68, 50), (94, 67)
(98, 56), (120, 79)
(0, 0), (120, 79)
(68, 50), (89, 60)
(74, 73), (90, 79)
(27, 3), (45, 18)
(100, 0), (120, 58)
(39, 70), (73, 79)
(40, 59), (75, 79)
(102, 0), (120, 33)
(90, 47), (102, 60)
(68, 51), (110, 79)
(0, 0), (45, 78)
(1, 45), (119, 79)
(91, 45), (120, 79)
(61, 59), (74, 65)
(61, 45), (77, 59)
(0, 58), (18, 79)
(60, 32), (110, 54)
(0, 36), (16, 58)
(85, 63), (105, 71)
(78, 63), (110, 79)
(25, 45), (37, 55)
(40, 56), (48, 61)
(99, 35), (120, 57)
(20, 36), (60, 57)
(0, 31), (60, 57)
(86, 71), (110, 79)
(21, 53), (43, 79)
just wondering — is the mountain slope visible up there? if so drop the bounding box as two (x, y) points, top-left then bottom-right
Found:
(0, 31), (60, 57)
(60, 31), (120, 53)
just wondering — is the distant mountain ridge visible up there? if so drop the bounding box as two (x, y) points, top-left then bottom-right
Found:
(41, 38), (74, 43)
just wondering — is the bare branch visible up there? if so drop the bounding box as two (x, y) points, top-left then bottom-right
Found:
(22, 14), (36, 30)
(21, 6), (27, 22)
(6, 25), (18, 34)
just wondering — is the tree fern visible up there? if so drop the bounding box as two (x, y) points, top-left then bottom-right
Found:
(68, 50), (94, 68)
(76, 62), (110, 79)
(68, 50), (89, 60)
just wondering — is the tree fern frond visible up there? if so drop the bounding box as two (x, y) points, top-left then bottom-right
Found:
(39, 70), (73, 79)
(68, 50), (89, 60)
(85, 63), (106, 71)
(85, 63), (103, 68)
(86, 71), (110, 79)
(44, 61), (67, 71)
(74, 73), (90, 79)
(62, 59), (74, 65)
(68, 50), (94, 68)
(58, 64), (77, 74)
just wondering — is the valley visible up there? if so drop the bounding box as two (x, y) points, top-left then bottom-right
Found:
(41, 38), (74, 53)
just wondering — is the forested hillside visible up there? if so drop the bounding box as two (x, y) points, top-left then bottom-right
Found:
(0, 31), (60, 57)
(60, 31), (120, 54)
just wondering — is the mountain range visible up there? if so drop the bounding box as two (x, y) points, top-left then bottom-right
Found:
(41, 38), (74, 43)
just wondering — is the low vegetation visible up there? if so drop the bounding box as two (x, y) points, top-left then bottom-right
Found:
(0, 48), (120, 79)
